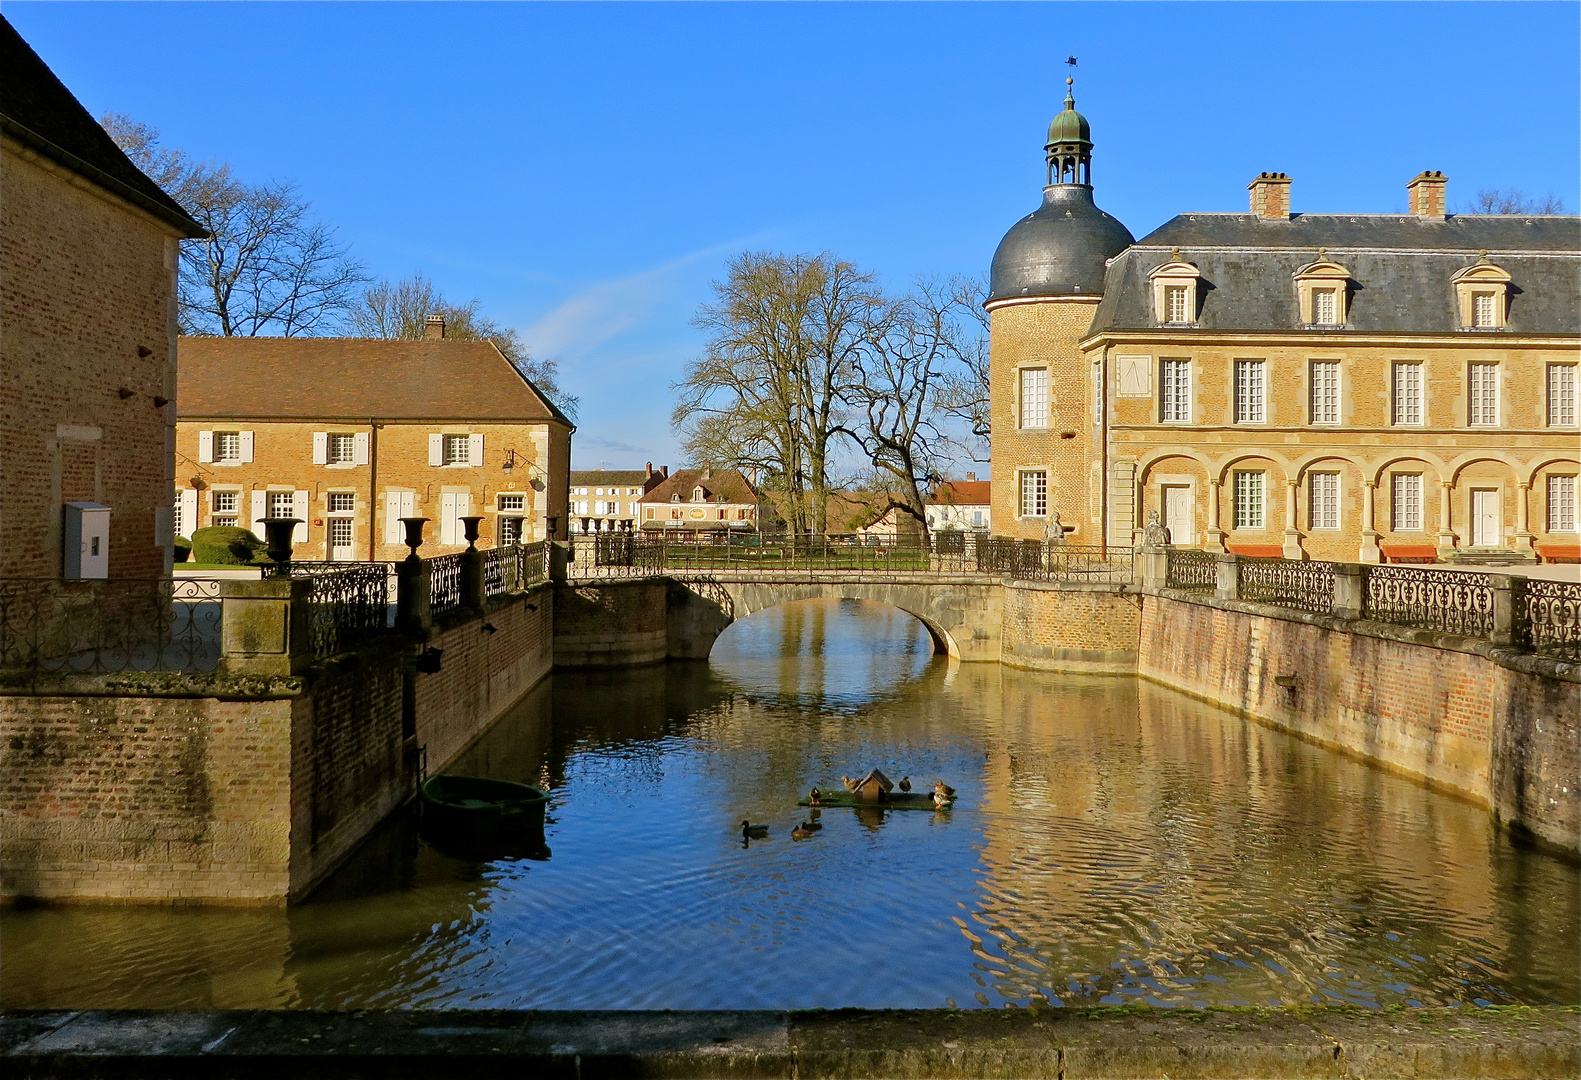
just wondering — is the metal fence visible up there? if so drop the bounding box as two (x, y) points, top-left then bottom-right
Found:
(1165, 548), (1218, 592)
(428, 553), (464, 614)
(1364, 565), (1496, 639)
(1523, 579), (1581, 661)
(1238, 559), (1336, 615)
(568, 533), (940, 578)
(290, 562), (392, 658)
(0, 577), (222, 676)
(485, 541), (550, 596)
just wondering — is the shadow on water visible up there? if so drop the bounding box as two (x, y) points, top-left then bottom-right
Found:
(1, 598), (1576, 1012)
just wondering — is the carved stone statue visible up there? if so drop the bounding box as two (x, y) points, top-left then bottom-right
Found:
(1045, 511), (1067, 545)
(1141, 508), (1170, 548)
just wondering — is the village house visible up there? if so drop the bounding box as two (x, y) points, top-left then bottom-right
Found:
(174, 319), (573, 560)
(569, 463), (668, 534)
(925, 477), (991, 533)
(1, 16), (205, 579)
(637, 465), (760, 535)
(988, 82), (1581, 563)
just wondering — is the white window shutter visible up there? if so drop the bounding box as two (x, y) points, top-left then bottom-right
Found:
(385, 491), (403, 544)
(179, 489), (197, 537)
(312, 432), (328, 465)
(428, 434), (444, 466)
(197, 430), (214, 463)
(250, 491), (267, 535)
(239, 430), (255, 463)
(292, 491), (309, 543)
(440, 493), (457, 544)
(353, 432), (370, 465)
(469, 433), (484, 466)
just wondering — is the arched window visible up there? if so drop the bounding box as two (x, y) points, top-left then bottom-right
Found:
(1451, 254), (1513, 330)
(1292, 251), (1352, 327)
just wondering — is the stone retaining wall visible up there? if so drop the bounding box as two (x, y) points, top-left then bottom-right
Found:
(1000, 580), (1140, 673)
(552, 580), (668, 668)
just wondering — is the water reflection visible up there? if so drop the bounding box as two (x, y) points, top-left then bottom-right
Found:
(2, 599), (1575, 1011)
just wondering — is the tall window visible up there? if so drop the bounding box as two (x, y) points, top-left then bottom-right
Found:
(1019, 368), (1048, 428)
(1468, 363), (1499, 426)
(1311, 288), (1339, 326)
(442, 434), (470, 465)
(1471, 292), (1498, 328)
(1549, 364), (1577, 426)
(1233, 360), (1266, 423)
(266, 491), (295, 519)
(1164, 285), (1190, 323)
(1232, 471), (1264, 529)
(1309, 472), (1340, 530)
(1392, 362), (1423, 425)
(214, 431), (242, 462)
(212, 490), (238, 528)
(1309, 361), (1340, 424)
(327, 492), (355, 513)
(327, 433), (355, 464)
(328, 519), (353, 547)
(1019, 471), (1047, 517)
(1548, 476), (1577, 532)
(1391, 474), (1423, 531)
(1160, 359), (1190, 422)
(499, 516), (523, 544)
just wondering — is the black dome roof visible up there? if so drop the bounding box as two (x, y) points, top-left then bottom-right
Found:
(989, 185), (1135, 301)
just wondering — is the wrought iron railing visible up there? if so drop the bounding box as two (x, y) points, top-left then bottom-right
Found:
(1364, 565), (1495, 638)
(1523, 579), (1581, 661)
(1238, 558), (1336, 615)
(290, 562), (393, 658)
(485, 541), (550, 596)
(428, 553), (464, 614)
(0, 577), (222, 677)
(1165, 548), (1217, 592)
(1012, 544), (1135, 584)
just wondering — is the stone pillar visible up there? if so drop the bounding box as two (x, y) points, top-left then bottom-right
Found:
(1204, 478), (1226, 552)
(460, 547), (486, 613)
(395, 554), (433, 640)
(220, 577), (313, 677)
(1437, 480), (1457, 559)
(549, 540), (571, 584)
(1215, 552), (1240, 601)
(1331, 562), (1367, 620)
(1139, 547), (1169, 589)
(1359, 480), (1382, 564)
(1282, 478), (1304, 559)
(1490, 574), (1530, 650)
(1514, 481), (1537, 554)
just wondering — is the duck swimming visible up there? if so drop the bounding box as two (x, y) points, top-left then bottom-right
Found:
(741, 820), (769, 839)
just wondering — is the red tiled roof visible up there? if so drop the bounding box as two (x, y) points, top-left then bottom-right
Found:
(640, 467), (758, 505)
(929, 481), (990, 505)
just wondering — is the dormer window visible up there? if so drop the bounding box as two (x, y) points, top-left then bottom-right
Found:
(671, 494), (681, 503)
(693, 486), (706, 502)
(1149, 250), (1200, 325)
(1451, 253), (1512, 330)
(1293, 250), (1351, 327)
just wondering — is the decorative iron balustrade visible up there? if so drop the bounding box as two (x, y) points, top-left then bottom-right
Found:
(485, 542), (549, 596)
(569, 533), (942, 579)
(1364, 565), (1495, 638)
(0, 577), (222, 677)
(1237, 558), (1335, 614)
(291, 563), (392, 658)
(428, 553), (464, 614)
(1523, 579), (1581, 661)
(1017, 544), (1135, 584)
(1165, 548), (1217, 592)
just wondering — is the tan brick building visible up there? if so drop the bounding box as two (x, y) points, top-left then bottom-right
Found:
(175, 329), (573, 560)
(569, 464), (667, 534)
(637, 465), (760, 534)
(988, 82), (1581, 563)
(1, 17), (205, 578)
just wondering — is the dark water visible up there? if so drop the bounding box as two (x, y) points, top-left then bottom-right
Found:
(3, 599), (1576, 1011)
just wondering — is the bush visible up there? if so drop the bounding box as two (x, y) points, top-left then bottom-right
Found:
(190, 525), (265, 565)
(173, 536), (192, 563)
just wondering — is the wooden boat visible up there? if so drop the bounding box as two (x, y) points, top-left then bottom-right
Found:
(420, 774), (549, 836)
(798, 789), (954, 811)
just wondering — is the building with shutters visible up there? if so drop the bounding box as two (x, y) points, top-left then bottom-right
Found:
(988, 78), (1581, 564)
(174, 328), (573, 561)
(637, 465), (761, 535)
(1, 17), (205, 579)
(926, 478), (991, 533)
(569, 464), (668, 534)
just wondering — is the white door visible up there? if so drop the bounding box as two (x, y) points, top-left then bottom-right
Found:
(1162, 485), (1195, 545)
(1471, 489), (1501, 547)
(439, 493), (471, 545)
(328, 518), (355, 561)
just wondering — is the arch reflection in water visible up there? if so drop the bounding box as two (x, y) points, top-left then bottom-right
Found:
(0, 599), (1575, 1011)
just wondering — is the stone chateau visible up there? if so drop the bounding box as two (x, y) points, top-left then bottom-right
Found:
(988, 78), (1581, 564)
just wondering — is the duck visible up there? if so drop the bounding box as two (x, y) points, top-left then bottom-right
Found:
(797, 818), (822, 832)
(741, 820), (769, 839)
(791, 823), (816, 841)
(933, 791), (951, 810)
(841, 776), (858, 792)
(898, 777), (912, 792)
(934, 779), (956, 798)
(807, 787), (823, 807)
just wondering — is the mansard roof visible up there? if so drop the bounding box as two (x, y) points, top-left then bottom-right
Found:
(1088, 213), (1581, 337)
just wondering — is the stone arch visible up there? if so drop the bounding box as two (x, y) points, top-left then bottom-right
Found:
(1527, 455), (1581, 487)
(1369, 453), (1451, 487)
(1136, 452), (1212, 547)
(1212, 453), (1290, 554)
(1290, 454), (1369, 561)
(1449, 456), (1523, 549)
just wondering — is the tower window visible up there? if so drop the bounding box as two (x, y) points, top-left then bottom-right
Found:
(1019, 471), (1047, 518)
(1019, 368), (1048, 429)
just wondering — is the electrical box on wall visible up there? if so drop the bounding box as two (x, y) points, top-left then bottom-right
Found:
(63, 502), (111, 579)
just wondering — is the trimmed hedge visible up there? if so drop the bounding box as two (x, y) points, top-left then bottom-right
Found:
(173, 536), (192, 563)
(190, 525), (265, 565)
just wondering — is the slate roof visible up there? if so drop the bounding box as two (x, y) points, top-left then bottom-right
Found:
(640, 468), (758, 505)
(177, 337), (573, 425)
(929, 481), (991, 506)
(1089, 213), (1581, 337)
(570, 469), (656, 488)
(0, 16), (204, 237)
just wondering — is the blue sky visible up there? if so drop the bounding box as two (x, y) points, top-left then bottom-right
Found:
(10, 2), (1578, 470)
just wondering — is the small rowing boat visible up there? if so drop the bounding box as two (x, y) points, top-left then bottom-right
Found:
(421, 774), (549, 832)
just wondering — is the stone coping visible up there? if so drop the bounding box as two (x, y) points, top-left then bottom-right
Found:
(2, 1006), (1575, 1078)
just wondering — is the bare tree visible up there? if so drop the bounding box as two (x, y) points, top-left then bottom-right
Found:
(351, 274), (579, 420)
(101, 113), (366, 337)
(932, 276), (991, 462)
(1464, 188), (1567, 214)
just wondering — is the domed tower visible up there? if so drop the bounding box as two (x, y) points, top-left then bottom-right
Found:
(987, 79), (1133, 542)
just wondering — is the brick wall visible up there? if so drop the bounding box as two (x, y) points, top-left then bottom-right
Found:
(551, 580), (668, 668)
(1000, 581), (1140, 673)
(2, 142), (181, 578)
(1138, 591), (1579, 853)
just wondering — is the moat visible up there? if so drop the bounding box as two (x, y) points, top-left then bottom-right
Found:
(2, 599), (1575, 1012)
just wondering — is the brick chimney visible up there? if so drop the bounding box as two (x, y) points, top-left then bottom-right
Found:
(425, 314), (446, 340)
(966, 472), (977, 481)
(645, 461), (653, 478)
(1407, 171), (1448, 220)
(661, 465), (669, 479)
(1248, 172), (1291, 220)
